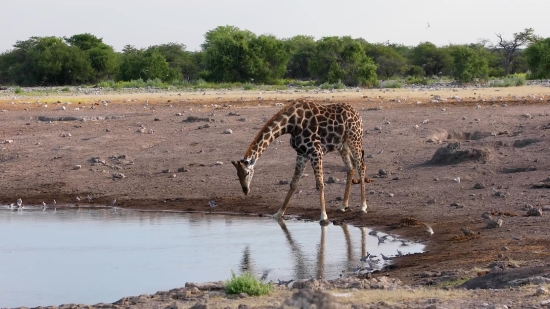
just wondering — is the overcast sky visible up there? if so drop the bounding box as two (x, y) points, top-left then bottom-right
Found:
(1, 0), (548, 53)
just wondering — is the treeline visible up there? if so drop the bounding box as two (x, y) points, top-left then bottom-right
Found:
(1, 26), (549, 87)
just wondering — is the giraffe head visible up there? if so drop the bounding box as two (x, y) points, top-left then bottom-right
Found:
(231, 158), (256, 195)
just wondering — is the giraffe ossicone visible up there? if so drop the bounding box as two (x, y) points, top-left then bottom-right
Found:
(232, 99), (370, 222)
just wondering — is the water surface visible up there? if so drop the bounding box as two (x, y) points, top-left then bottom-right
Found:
(0, 207), (424, 307)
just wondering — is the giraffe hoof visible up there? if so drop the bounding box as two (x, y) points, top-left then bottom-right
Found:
(319, 219), (330, 226)
(359, 209), (368, 214)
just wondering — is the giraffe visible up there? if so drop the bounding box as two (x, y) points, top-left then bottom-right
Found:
(231, 99), (369, 222)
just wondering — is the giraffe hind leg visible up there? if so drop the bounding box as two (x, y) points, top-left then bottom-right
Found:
(310, 150), (328, 222)
(273, 155), (307, 219)
(351, 148), (368, 214)
(338, 147), (355, 213)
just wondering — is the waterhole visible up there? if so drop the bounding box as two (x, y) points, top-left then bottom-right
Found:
(1, 206), (424, 307)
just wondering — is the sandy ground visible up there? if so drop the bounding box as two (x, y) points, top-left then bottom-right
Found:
(2, 85), (550, 308)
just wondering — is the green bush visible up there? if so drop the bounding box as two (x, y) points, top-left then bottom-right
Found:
(224, 272), (272, 296)
(405, 76), (429, 85)
(488, 74), (525, 87)
(384, 80), (402, 88)
(14, 87), (22, 94)
(243, 83), (255, 90)
(61, 87), (70, 92)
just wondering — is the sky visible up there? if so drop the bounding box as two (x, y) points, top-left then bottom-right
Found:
(1, 0), (549, 53)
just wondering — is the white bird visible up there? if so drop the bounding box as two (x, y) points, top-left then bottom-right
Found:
(111, 198), (117, 206)
(426, 225), (434, 236)
(397, 249), (404, 257)
(16, 198), (23, 210)
(381, 253), (392, 261)
(368, 230), (378, 236)
(76, 196), (81, 206)
(360, 253), (372, 262)
(453, 177), (461, 184)
(208, 200), (218, 213)
(53, 199), (57, 211)
(86, 195), (92, 202)
(42, 202), (47, 211)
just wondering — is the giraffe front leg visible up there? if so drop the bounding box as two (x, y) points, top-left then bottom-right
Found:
(358, 160), (368, 214)
(311, 153), (328, 222)
(273, 155), (307, 220)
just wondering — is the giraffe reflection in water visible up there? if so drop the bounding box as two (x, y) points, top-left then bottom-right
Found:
(236, 219), (425, 282)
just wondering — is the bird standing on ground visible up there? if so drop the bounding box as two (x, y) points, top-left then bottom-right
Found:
(86, 195), (92, 203)
(16, 198), (23, 210)
(9, 203), (14, 210)
(111, 198), (117, 206)
(76, 196), (81, 206)
(42, 202), (47, 212)
(208, 200), (218, 213)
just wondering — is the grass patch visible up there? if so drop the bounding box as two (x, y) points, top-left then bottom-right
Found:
(488, 74), (526, 87)
(405, 76), (429, 85)
(14, 87), (22, 94)
(383, 80), (402, 88)
(319, 81), (345, 90)
(61, 87), (70, 92)
(336, 287), (472, 305)
(437, 277), (471, 288)
(224, 272), (272, 296)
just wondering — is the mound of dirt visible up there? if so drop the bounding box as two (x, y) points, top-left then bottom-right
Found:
(460, 266), (550, 289)
(428, 142), (492, 165)
(448, 131), (493, 141)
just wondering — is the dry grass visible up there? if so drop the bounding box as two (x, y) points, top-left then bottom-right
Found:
(332, 287), (472, 306)
(204, 287), (473, 308)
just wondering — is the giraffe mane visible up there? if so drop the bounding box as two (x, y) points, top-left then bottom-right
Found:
(244, 100), (300, 158)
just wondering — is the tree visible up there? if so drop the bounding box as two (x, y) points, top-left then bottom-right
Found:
(449, 45), (489, 82)
(309, 36), (377, 86)
(65, 33), (118, 81)
(249, 34), (289, 83)
(493, 28), (536, 76)
(524, 37), (550, 79)
(363, 43), (408, 79)
(202, 26), (289, 83)
(118, 48), (172, 81)
(283, 35), (316, 80)
(409, 42), (453, 76)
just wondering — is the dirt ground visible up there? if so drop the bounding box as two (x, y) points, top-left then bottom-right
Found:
(2, 85), (550, 308)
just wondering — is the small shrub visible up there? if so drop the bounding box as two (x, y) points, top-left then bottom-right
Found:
(384, 80), (402, 88)
(224, 272), (272, 296)
(14, 87), (22, 94)
(61, 87), (70, 92)
(488, 74), (525, 87)
(405, 76), (429, 85)
(243, 83), (255, 90)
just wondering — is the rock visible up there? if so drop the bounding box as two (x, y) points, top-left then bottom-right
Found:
(279, 290), (341, 309)
(327, 176), (338, 184)
(113, 173), (126, 179)
(214, 161), (224, 165)
(527, 208), (543, 216)
(487, 218), (503, 229)
(378, 169), (388, 176)
(223, 129), (233, 134)
(197, 124), (210, 129)
(73, 165), (82, 170)
(374, 126), (382, 131)
(537, 285), (549, 295)
(183, 116), (214, 123)
(178, 167), (189, 172)
(188, 302), (208, 309)
(482, 212), (493, 220)
(474, 183), (486, 189)
(162, 169), (170, 173)
(3, 139), (14, 144)
(278, 180), (289, 185)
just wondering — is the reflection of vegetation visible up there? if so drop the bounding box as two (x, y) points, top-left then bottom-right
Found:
(437, 277), (471, 288)
(224, 271), (272, 296)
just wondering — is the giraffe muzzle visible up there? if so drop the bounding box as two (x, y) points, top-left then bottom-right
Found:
(242, 186), (250, 196)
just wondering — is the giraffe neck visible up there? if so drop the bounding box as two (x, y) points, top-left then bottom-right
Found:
(243, 105), (296, 162)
